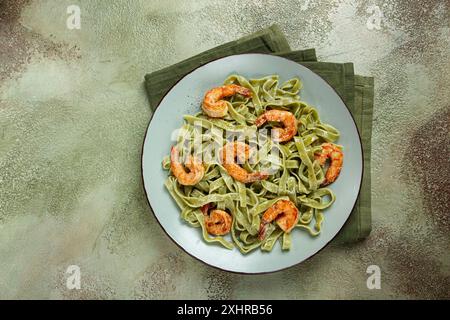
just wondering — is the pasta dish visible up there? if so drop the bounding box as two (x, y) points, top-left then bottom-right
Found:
(162, 75), (343, 254)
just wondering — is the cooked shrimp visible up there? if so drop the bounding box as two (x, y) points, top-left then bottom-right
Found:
(202, 84), (252, 118)
(170, 146), (205, 186)
(314, 142), (343, 186)
(219, 141), (269, 184)
(254, 109), (298, 142)
(201, 204), (232, 236)
(258, 199), (299, 240)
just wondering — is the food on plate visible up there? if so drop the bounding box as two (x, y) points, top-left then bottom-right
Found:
(162, 74), (343, 254)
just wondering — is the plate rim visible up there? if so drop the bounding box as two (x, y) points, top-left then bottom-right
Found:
(141, 53), (364, 274)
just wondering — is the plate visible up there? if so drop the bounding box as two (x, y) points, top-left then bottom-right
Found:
(142, 54), (363, 273)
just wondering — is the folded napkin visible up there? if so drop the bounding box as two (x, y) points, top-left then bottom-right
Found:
(144, 24), (373, 243)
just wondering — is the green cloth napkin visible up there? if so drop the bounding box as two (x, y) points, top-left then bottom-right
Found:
(144, 25), (372, 243)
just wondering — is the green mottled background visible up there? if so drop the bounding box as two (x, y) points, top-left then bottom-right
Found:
(0, 0), (449, 299)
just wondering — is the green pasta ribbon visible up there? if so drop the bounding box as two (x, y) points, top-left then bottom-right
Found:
(163, 75), (341, 254)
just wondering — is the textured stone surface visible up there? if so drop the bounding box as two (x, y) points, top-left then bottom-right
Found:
(0, 0), (449, 299)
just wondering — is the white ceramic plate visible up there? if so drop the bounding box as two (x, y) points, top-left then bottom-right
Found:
(142, 54), (363, 274)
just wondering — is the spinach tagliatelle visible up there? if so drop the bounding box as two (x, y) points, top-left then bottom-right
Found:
(162, 74), (341, 254)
